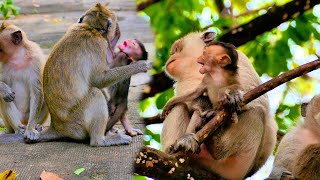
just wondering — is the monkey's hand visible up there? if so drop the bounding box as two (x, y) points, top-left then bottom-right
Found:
(168, 133), (200, 155)
(0, 84), (15, 102)
(218, 88), (243, 114)
(134, 60), (153, 72)
(24, 127), (40, 142)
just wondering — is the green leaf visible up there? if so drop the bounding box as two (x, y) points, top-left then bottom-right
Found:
(74, 168), (85, 175)
(155, 88), (174, 109)
(139, 98), (151, 112)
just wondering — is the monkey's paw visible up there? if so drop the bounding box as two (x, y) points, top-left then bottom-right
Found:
(104, 133), (132, 146)
(169, 133), (200, 155)
(16, 125), (26, 135)
(218, 89), (243, 113)
(24, 128), (40, 142)
(126, 128), (143, 137)
(0, 83), (15, 102)
(280, 171), (296, 180)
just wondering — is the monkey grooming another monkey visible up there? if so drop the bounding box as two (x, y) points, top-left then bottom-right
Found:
(161, 32), (277, 179)
(269, 95), (320, 180)
(0, 22), (49, 138)
(24, 3), (152, 146)
(106, 39), (148, 136)
(162, 41), (242, 153)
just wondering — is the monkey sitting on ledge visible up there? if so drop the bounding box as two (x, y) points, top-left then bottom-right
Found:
(268, 95), (320, 180)
(106, 39), (148, 136)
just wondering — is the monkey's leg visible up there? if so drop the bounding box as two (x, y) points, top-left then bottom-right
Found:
(105, 103), (126, 131)
(169, 111), (202, 154)
(161, 103), (190, 153)
(120, 113), (143, 136)
(0, 101), (24, 134)
(293, 144), (320, 180)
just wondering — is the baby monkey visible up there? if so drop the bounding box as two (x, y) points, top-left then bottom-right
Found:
(106, 39), (148, 136)
(162, 41), (242, 153)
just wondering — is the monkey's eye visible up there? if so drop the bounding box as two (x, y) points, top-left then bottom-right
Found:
(0, 49), (3, 53)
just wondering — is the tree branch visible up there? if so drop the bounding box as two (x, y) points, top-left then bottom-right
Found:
(136, 0), (162, 11)
(141, 0), (319, 99)
(136, 59), (320, 179)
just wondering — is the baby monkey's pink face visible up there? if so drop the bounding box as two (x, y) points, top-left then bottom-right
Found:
(118, 39), (143, 61)
(197, 45), (229, 74)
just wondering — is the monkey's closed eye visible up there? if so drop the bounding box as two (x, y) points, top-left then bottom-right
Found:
(0, 49), (3, 52)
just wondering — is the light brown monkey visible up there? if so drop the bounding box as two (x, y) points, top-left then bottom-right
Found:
(269, 95), (320, 180)
(162, 41), (242, 153)
(0, 22), (49, 138)
(161, 32), (278, 179)
(24, 3), (152, 146)
(106, 39), (148, 136)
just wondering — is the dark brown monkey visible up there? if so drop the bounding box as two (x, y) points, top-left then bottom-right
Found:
(162, 41), (242, 153)
(161, 32), (277, 179)
(106, 39), (148, 136)
(24, 3), (152, 146)
(0, 22), (49, 137)
(269, 95), (320, 180)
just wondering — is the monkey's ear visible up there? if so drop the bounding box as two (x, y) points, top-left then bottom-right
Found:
(202, 32), (216, 44)
(78, 15), (85, 23)
(11, 30), (22, 45)
(301, 102), (308, 117)
(218, 54), (231, 67)
(1, 22), (8, 30)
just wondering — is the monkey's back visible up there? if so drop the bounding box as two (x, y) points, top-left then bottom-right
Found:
(43, 24), (108, 120)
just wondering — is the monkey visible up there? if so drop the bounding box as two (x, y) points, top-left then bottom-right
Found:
(161, 31), (278, 179)
(0, 22), (49, 138)
(105, 39), (148, 136)
(162, 41), (242, 154)
(24, 3), (152, 146)
(268, 95), (320, 180)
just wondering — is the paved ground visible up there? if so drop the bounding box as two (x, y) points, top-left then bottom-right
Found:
(0, 0), (154, 179)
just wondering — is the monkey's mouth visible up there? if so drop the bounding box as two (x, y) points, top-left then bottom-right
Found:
(166, 59), (175, 67)
(123, 41), (127, 47)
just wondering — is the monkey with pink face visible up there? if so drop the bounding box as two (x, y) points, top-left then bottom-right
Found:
(106, 39), (148, 136)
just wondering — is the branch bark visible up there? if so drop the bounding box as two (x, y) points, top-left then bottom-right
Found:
(136, 59), (320, 179)
(141, 0), (319, 99)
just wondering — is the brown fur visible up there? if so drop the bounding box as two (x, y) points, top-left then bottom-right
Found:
(161, 32), (277, 179)
(0, 22), (49, 138)
(24, 3), (151, 146)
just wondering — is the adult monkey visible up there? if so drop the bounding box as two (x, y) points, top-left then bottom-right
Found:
(162, 32), (277, 179)
(25, 3), (152, 146)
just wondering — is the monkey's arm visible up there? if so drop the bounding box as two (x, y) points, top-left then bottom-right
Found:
(92, 61), (151, 88)
(24, 76), (44, 140)
(217, 84), (244, 113)
(0, 82), (15, 102)
(162, 86), (206, 119)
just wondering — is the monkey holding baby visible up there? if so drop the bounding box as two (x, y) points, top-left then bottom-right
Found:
(106, 39), (148, 136)
(0, 22), (49, 138)
(161, 32), (277, 179)
(24, 3), (151, 146)
(268, 95), (320, 180)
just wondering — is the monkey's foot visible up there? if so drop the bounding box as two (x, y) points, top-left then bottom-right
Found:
(169, 133), (200, 155)
(280, 171), (296, 180)
(126, 128), (143, 137)
(91, 133), (132, 147)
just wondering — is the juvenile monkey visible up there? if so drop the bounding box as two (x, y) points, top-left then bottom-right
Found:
(269, 95), (320, 180)
(106, 39), (148, 136)
(25, 3), (152, 146)
(161, 32), (277, 179)
(162, 41), (242, 154)
(0, 22), (49, 138)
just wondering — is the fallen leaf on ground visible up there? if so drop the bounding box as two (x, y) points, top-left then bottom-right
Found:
(40, 171), (63, 180)
(74, 168), (85, 175)
(0, 170), (16, 180)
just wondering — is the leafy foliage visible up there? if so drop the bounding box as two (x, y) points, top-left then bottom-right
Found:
(139, 0), (320, 146)
(0, 0), (20, 19)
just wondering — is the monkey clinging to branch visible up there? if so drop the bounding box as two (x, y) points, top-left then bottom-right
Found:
(24, 3), (152, 146)
(106, 39), (148, 136)
(0, 22), (49, 138)
(161, 32), (277, 179)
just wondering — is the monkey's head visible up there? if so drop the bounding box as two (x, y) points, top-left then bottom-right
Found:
(0, 22), (26, 62)
(118, 39), (148, 61)
(197, 41), (238, 74)
(165, 32), (216, 81)
(302, 95), (320, 123)
(79, 3), (118, 42)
